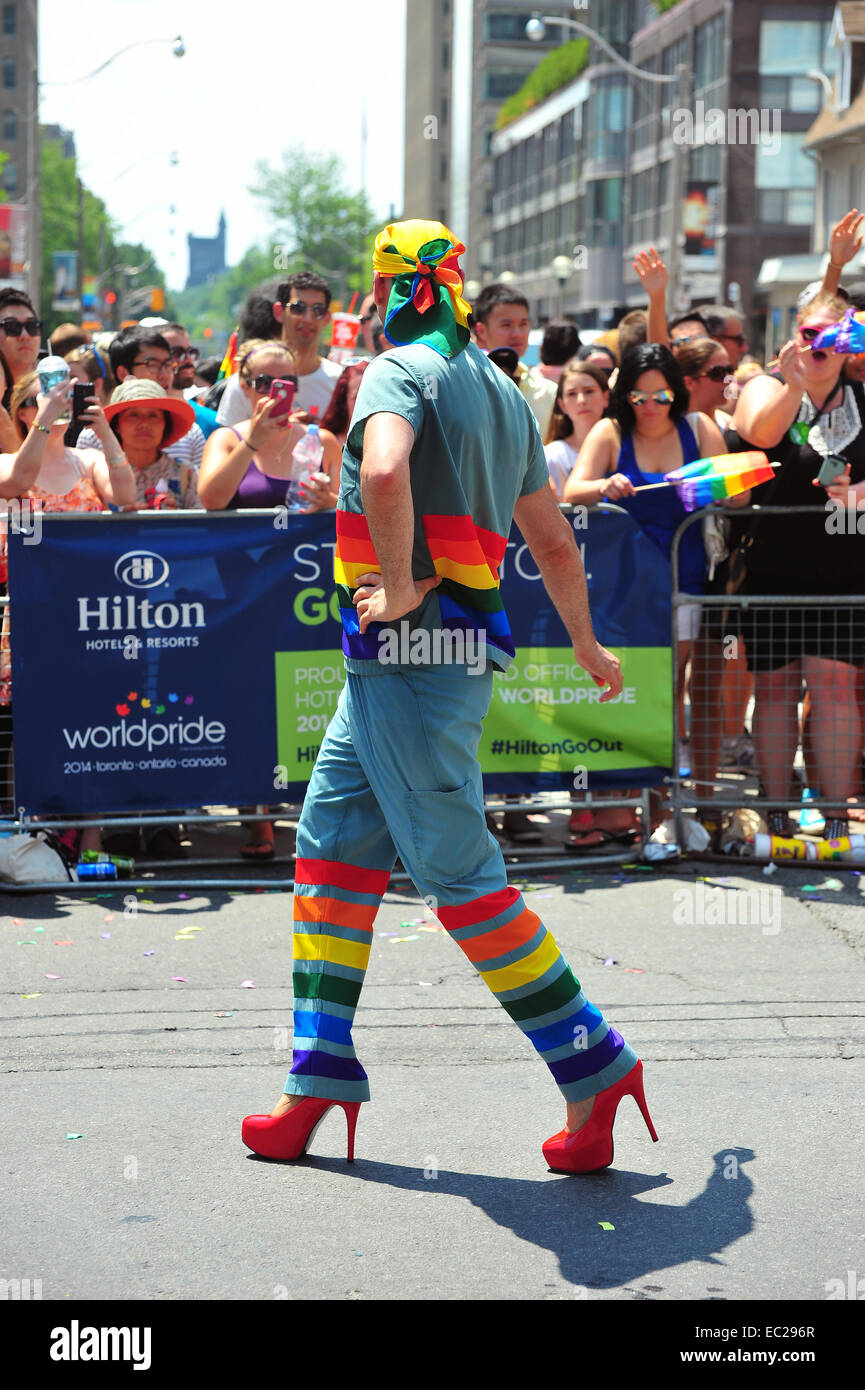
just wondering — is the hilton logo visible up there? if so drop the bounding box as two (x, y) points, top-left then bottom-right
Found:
(114, 551), (170, 589)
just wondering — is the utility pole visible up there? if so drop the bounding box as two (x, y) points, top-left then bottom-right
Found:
(667, 62), (692, 312)
(76, 177), (85, 313)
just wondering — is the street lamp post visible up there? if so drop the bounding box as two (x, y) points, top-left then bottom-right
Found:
(40, 37), (185, 87)
(527, 12), (679, 317)
(551, 253), (572, 317)
(36, 37), (185, 315)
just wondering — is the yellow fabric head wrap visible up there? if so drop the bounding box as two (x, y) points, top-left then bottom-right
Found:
(372, 219), (472, 359)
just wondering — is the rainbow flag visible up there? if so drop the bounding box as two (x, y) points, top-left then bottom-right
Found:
(810, 307), (865, 354)
(659, 452), (774, 510)
(217, 329), (238, 381)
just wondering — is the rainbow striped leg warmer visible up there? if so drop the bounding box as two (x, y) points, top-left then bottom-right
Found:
(438, 885), (638, 1103)
(286, 857), (389, 1103)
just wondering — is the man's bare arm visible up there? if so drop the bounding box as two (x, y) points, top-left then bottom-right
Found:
(513, 485), (623, 701)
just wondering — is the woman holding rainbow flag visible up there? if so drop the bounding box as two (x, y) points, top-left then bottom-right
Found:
(563, 342), (754, 813)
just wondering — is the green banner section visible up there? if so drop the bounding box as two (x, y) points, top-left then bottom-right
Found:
(275, 645), (672, 785)
(480, 646), (672, 775)
(275, 650), (346, 783)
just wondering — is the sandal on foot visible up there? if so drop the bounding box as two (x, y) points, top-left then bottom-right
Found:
(240, 840), (275, 860)
(565, 828), (637, 854)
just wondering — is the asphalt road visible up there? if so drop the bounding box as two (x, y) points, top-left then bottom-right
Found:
(2, 858), (864, 1307)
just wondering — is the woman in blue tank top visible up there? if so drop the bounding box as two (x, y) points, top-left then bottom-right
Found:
(564, 343), (751, 826)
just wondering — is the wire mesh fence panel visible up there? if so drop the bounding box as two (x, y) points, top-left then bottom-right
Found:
(670, 505), (865, 861)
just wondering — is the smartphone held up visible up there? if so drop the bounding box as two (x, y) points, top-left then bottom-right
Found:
(268, 378), (296, 419)
(72, 383), (94, 422)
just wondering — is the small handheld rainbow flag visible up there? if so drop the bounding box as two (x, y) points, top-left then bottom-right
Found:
(634, 451), (776, 510)
(216, 329), (238, 382)
(810, 307), (865, 354)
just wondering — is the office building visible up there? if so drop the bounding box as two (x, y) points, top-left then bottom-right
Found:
(491, 0), (837, 346)
(0, 0), (38, 303)
(402, 0), (576, 283)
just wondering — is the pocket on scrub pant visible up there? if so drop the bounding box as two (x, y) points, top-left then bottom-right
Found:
(404, 781), (487, 886)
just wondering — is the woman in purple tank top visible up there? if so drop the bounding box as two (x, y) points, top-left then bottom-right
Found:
(198, 339), (341, 511)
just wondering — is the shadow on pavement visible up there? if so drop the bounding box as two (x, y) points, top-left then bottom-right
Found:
(249, 1145), (756, 1292)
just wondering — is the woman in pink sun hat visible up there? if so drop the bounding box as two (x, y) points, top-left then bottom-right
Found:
(104, 378), (199, 509)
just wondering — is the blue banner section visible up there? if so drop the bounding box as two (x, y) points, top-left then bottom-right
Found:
(503, 505), (672, 651)
(8, 507), (672, 814)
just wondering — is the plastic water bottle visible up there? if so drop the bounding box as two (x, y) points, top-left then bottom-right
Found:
(286, 422), (324, 512)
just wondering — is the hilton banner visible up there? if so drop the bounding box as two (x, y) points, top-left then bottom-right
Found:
(8, 508), (672, 815)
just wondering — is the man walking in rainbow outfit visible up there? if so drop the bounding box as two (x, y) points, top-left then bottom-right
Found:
(242, 221), (658, 1173)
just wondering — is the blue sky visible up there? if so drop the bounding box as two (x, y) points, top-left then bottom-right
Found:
(38, 0), (407, 289)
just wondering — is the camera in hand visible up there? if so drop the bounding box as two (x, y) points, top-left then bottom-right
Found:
(487, 347), (520, 380)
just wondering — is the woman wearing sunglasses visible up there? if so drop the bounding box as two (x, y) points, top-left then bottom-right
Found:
(0, 292), (43, 453)
(673, 335), (753, 796)
(730, 292), (865, 842)
(564, 344), (745, 832)
(199, 340), (340, 512)
(673, 336), (736, 429)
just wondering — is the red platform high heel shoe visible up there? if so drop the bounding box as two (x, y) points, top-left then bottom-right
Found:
(542, 1059), (658, 1174)
(242, 1097), (361, 1162)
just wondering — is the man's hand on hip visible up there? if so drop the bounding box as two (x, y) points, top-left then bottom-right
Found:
(573, 640), (623, 703)
(353, 571), (442, 633)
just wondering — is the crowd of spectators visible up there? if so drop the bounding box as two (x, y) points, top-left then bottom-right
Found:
(1, 208), (864, 861)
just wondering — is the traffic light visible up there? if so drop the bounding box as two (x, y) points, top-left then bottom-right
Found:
(104, 290), (116, 305)
(150, 288), (165, 312)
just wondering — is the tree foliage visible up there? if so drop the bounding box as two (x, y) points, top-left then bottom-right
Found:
(250, 147), (378, 305)
(39, 129), (165, 332)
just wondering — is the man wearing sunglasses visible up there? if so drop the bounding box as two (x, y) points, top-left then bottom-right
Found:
(273, 271), (343, 416)
(216, 271), (344, 429)
(161, 322), (219, 440)
(701, 305), (748, 368)
(0, 289), (43, 450)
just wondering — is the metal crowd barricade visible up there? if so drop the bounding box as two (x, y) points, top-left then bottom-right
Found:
(0, 504), (663, 893)
(668, 503), (865, 858)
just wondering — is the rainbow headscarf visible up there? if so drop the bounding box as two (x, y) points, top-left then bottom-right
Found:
(372, 219), (472, 359)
